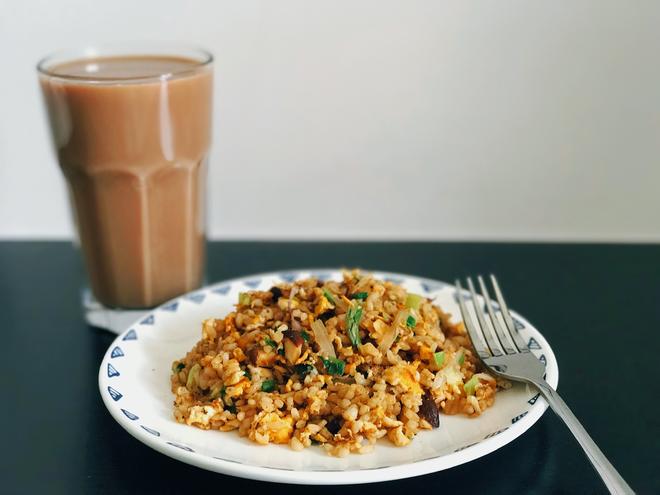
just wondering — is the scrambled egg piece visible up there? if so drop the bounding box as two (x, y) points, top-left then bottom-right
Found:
(202, 318), (218, 341)
(384, 363), (423, 395)
(225, 378), (250, 399)
(187, 405), (219, 428)
(260, 412), (294, 444)
(418, 345), (435, 362)
(314, 294), (334, 316)
(373, 406), (402, 429)
(387, 425), (411, 446)
(371, 319), (389, 341)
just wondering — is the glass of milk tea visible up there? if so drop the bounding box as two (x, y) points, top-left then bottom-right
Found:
(37, 43), (213, 330)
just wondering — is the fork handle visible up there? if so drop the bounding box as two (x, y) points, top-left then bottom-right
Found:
(532, 379), (634, 494)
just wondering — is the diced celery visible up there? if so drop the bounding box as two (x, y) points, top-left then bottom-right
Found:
(186, 363), (201, 389)
(464, 375), (479, 395)
(209, 383), (223, 399)
(238, 292), (251, 306)
(405, 293), (423, 310)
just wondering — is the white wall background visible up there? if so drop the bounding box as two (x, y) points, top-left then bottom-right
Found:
(1, 1), (659, 241)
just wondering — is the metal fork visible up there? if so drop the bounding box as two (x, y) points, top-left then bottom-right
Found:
(455, 275), (633, 495)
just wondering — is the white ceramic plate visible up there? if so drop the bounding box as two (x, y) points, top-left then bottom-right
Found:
(99, 269), (558, 484)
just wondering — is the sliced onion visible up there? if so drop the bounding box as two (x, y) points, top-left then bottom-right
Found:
(311, 319), (336, 358)
(377, 309), (410, 354)
(474, 372), (496, 383)
(353, 275), (372, 292)
(333, 295), (349, 314)
(288, 285), (298, 312)
(392, 309), (410, 330)
(378, 307), (412, 353)
(378, 322), (398, 354)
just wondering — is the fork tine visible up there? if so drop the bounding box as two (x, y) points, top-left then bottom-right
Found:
(490, 274), (530, 353)
(477, 276), (518, 355)
(466, 277), (503, 357)
(455, 280), (491, 360)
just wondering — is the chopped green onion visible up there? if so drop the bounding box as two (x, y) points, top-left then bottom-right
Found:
(264, 337), (277, 348)
(322, 357), (346, 376)
(323, 289), (336, 305)
(300, 330), (310, 342)
(238, 292), (251, 306)
(457, 351), (465, 366)
(346, 304), (363, 347)
(464, 375), (479, 395)
(434, 351), (445, 367)
(277, 348), (284, 356)
(226, 403), (237, 414)
(172, 362), (185, 373)
(261, 379), (277, 392)
(186, 363), (201, 389)
(350, 292), (368, 300)
(294, 363), (314, 377)
(406, 315), (416, 328)
(243, 369), (252, 380)
(405, 293), (423, 310)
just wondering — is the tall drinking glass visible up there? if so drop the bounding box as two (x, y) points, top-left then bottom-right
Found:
(37, 43), (213, 330)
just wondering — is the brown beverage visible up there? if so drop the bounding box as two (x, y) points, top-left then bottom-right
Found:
(39, 52), (213, 308)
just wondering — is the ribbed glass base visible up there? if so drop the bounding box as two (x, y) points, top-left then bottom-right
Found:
(82, 289), (148, 334)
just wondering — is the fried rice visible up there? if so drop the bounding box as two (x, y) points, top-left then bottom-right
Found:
(171, 271), (502, 456)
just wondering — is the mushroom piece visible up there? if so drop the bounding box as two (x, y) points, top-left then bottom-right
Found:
(283, 330), (304, 364)
(269, 286), (283, 300)
(418, 392), (440, 428)
(326, 417), (343, 435)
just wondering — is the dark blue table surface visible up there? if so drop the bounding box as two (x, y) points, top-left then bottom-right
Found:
(2, 241), (658, 494)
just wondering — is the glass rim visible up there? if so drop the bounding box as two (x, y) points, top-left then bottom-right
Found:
(36, 42), (213, 84)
